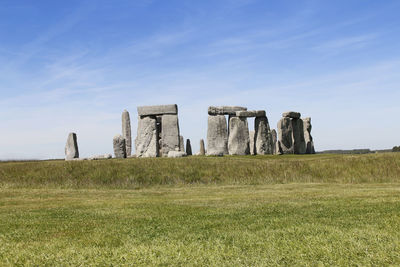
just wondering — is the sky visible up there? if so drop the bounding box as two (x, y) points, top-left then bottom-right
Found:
(0, 0), (399, 159)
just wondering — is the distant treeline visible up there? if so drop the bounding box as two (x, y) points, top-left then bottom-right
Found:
(393, 146), (400, 152)
(319, 148), (396, 154)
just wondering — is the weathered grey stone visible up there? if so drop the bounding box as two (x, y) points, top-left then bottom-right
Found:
(271, 129), (277, 155)
(208, 106), (247, 115)
(282, 111), (301, 119)
(179, 136), (185, 152)
(256, 110), (266, 117)
(303, 117), (315, 154)
(277, 117), (294, 154)
(292, 118), (306, 154)
(254, 116), (273, 155)
(236, 110), (256, 117)
(122, 110), (132, 156)
(207, 115), (228, 155)
(199, 139), (205, 155)
(137, 104), (178, 116)
(161, 115), (180, 156)
(167, 151), (186, 158)
(88, 154), (112, 160)
(236, 110), (266, 118)
(135, 116), (159, 157)
(249, 131), (255, 155)
(276, 140), (283, 155)
(186, 139), (192, 156)
(113, 134), (127, 158)
(228, 116), (250, 155)
(65, 133), (79, 160)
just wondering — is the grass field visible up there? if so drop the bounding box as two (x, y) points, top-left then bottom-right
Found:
(1, 154), (400, 265)
(1, 153), (400, 188)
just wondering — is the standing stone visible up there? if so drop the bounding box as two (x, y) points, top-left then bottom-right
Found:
(249, 131), (255, 155)
(277, 117), (294, 154)
(136, 116), (159, 157)
(271, 129), (277, 155)
(303, 117), (315, 154)
(207, 115), (228, 155)
(113, 134), (127, 158)
(254, 116), (273, 155)
(292, 118), (306, 154)
(228, 116), (250, 155)
(199, 139), (206, 155)
(161, 115), (180, 156)
(179, 136), (185, 152)
(122, 110), (132, 156)
(65, 133), (79, 160)
(186, 139), (192, 156)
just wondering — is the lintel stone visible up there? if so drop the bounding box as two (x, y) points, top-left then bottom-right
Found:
(236, 110), (266, 117)
(208, 106), (247, 115)
(282, 111), (301, 119)
(137, 104), (178, 116)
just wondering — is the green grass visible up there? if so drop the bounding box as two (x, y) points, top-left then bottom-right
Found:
(1, 184), (400, 266)
(1, 153), (400, 188)
(1, 154), (400, 265)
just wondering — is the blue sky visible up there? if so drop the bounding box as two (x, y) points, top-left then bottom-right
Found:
(0, 0), (399, 159)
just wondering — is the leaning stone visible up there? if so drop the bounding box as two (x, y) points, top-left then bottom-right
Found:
(249, 131), (255, 155)
(207, 115), (228, 155)
(65, 133), (79, 160)
(292, 118), (306, 154)
(135, 116), (159, 157)
(208, 106), (247, 115)
(254, 117), (273, 155)
(228, 116), (250, 155)
(277, 117), (294, 154)
(199, 139), (206, 155)
(161, 115), (180, 156)
(137, 104), (177, 116)
(113, 135), (127, 158)
(179, 136), (185, 152)
(167, 151), (187, 158)
(186, 139), (192, 156)
(122, 110), (132, 156)
(282, 111), (301, 119)
(303, 117), (315, 154)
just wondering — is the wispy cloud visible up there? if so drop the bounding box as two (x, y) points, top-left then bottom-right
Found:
(314, 34), (378, 51)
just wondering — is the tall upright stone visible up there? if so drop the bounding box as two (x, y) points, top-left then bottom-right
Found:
(113, 134), (126, 158)
(65, 133), (79, 160)
(271, 129), (277, 155)
(179, 136), (185, 152)
(122, 110), (132, 156)
(199, 139), (206, 155)
(277, 117), (294, 154)
(249, 131), (255, 155)
(207, 115), (228, 155)
(186, 139), (192, 156)
(254, 116), (273, 155)
(292, 118), (306, 154)
(228, 116), (250, 155)
(136, 116), (159, 157)
(303, 117), (315, 154)
(161, 115), (180, 156)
